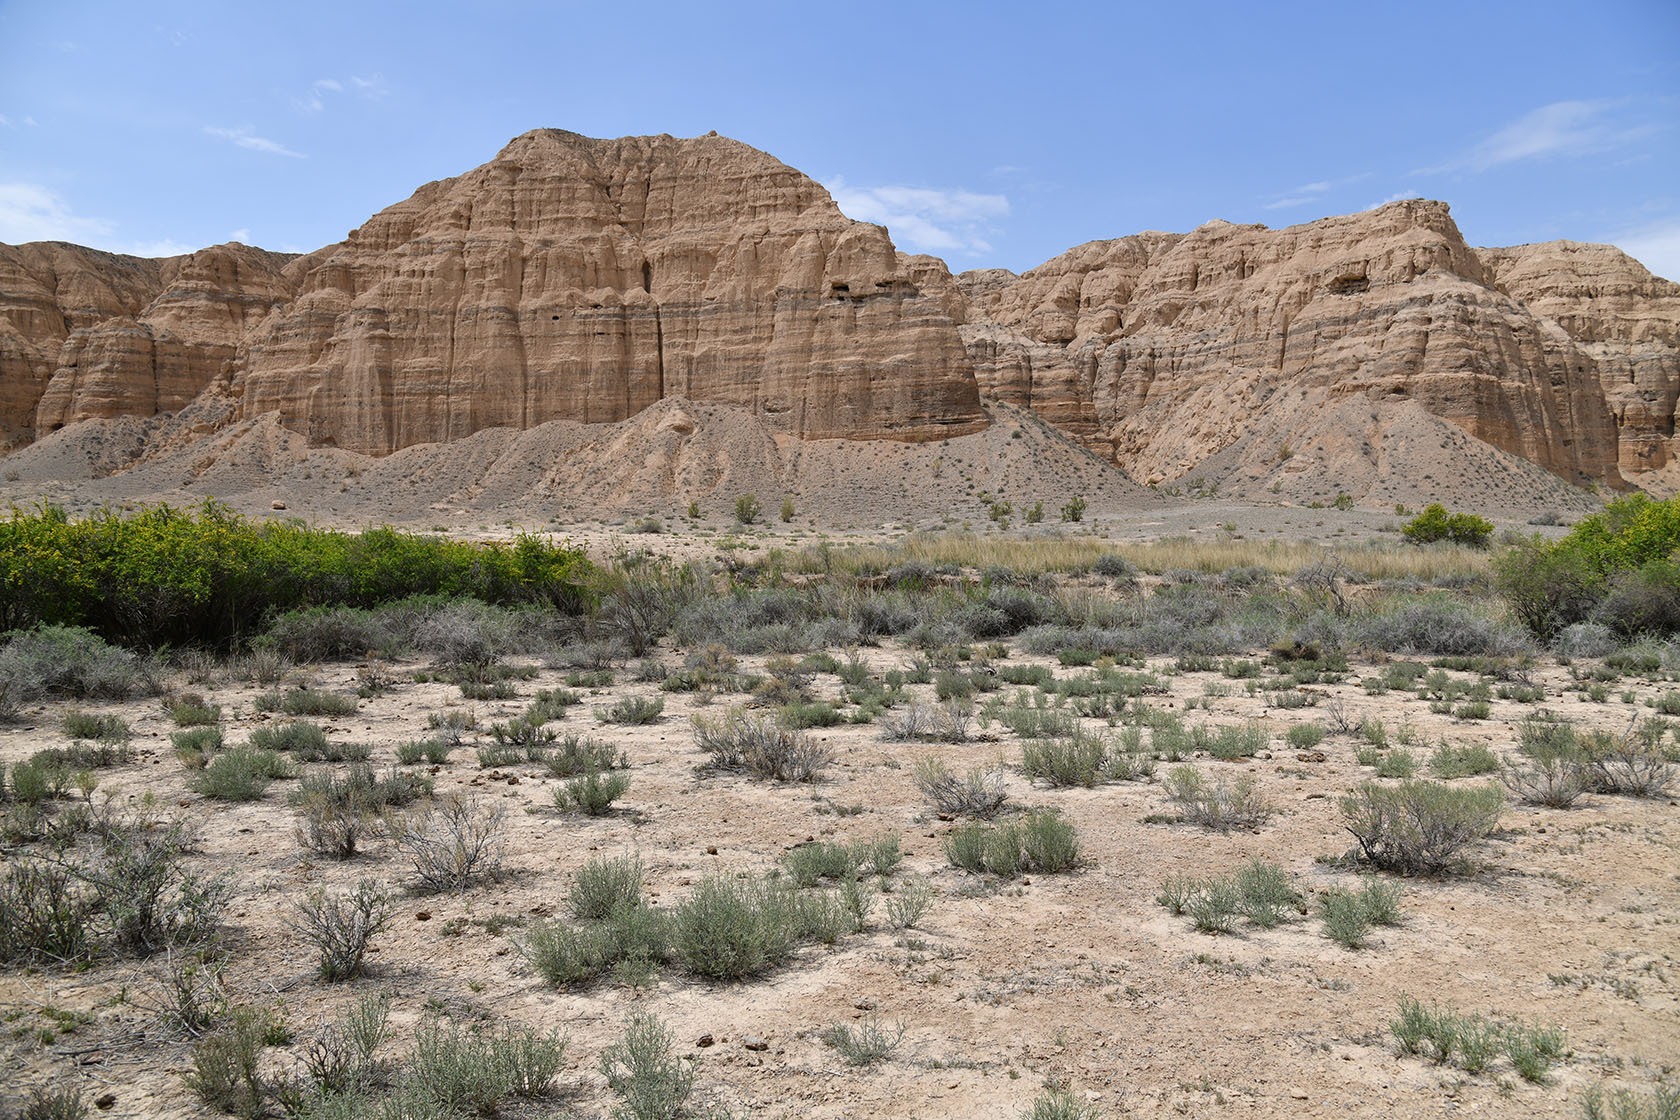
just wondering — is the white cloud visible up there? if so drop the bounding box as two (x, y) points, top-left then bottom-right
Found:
(0, 114), (8, 127)
(825, 177), (1009, 255)
(229, 228), (252, 244)
(1419, 99), (1663, 175)
(1608, 217), (1680, 283)
(204, 125), (305, 158)
(0, 182), (114, 243)
(1364, 190), (1422, 211)
(294, 73), (388, 113)
(1261, 172), (1371, 210)
(0, 182), (195, 256)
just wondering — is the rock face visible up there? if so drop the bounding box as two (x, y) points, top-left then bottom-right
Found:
(1480, 241), (1680, 483)
(941, 201), (1669, 493)
(2, 132), (1677, 502)
(235, 129), (984, 454)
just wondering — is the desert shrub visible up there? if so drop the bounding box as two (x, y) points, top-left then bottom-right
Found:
(1580, 1080), (1680, 1120)
(735, 493), (763, 524)
(1285, 722), (1326, 750)
(192, 748), (292, 801)
(1319, 888), (1372, 948)
(1502, 710), (1590, 807)
(288, 879), (391, 981)
(1195, 721), (1269, 760)
(1582, 723), (1676, 797)
(571, 854), (645, 921)
(290, 765), (426, 858)
(11, 1083), (87, 1120)
(409, 1015), (566, 1113)
(599, 1011), (693, 1120)
(246, 720), (329, 756)
(782, 834), (901, 887)
(598, 695), (664, 725)
(1430, 742), (1499, 778)
(394, 738), (451, 765)
(187, 1006), (275, 1118)
(0, 502), (591, 647)
(166, 696), (222, 727)
(62, 710), (130, 741)
(692, 708), (831, 781)
(911, 758), (1008, 818)
(668, 876), (794, 980)
(944, 809), (1079, 876)
(1389, 996), (1565, 1081)
(1340, 780), (1504, 874)
(542, 733), (627, 777)
(556, 767), (632, 815)
(0, 861), (93, 964)
(254, 688), (359, 718)
(296, 989), (390, 1096)
(1318, 881), (1402, 949)
(820, 1015), (906, 1066)
(1402, 505), (1493, 548)
(1355, 596), (1528, 657)
(1160, 765), (1272, 831)
(884, 876), (934, 930)
(879, 699), (973, 743)
(81, 819), (231, 954)
(0, 625), (160, 702)
(394, 795), (505, 892)
(1234, 858), (1302, 928)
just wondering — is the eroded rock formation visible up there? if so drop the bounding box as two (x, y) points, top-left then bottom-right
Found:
(941, 201), (1675, 493)
(1, 132), (1676, 502)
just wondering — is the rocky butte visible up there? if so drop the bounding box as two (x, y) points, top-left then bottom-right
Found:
(1, 128), (1676, 498)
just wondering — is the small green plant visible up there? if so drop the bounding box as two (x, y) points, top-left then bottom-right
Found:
(911, 757), (1007, 818)
(191, 748), (292, 801)
(1430, 742), (1500, 778)
(556, 767), (632, 815)
(167, 695), (222, 727)
(780, 496), (796, 523)
(944, 809), (1080, 877)
(1060, 496), (1087, 523)
(186, 1006), (278, 1118)
(287, 879), (392, 981)
(1340, 780), (1503, 875)
(62, 710), (131, 741)
(1160, 765), (1272, 832)
(1024, 1088), (1102, 1119)
(599, 1011), (693, 1120)
(735, 493), (763, 525)
(1580, 1079), (1680, 1120)
(820, 1015), (907, 1066)
(570, 854), (644, 921)
(598, 696), (664, 725)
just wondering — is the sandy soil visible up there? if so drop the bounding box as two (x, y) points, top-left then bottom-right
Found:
(2, 588), (1674, 1118)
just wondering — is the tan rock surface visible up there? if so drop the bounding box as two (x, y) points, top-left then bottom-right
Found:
(951, 201), (1637, 494)
(234, 129), (985, 454)
(1481, 240), (1680, 484)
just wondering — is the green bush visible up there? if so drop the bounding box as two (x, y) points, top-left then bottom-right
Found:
(0, 501), (593, 646)
(287, 879), (391, 981)
(599, 1011), (693, 1120)
(555, 767), (632, 815)
(820, 1015), (906, 1066)
(1161, 765), (1272, 831)
(944, 809), (1080, 876)
(1340, 780), (1504, 874)
(570, 854), (645, 921)
(735, 494), (763, 525)
(256, 688), (358, 717)
(62, 710), (130, 742)
(192, 748), (292, 801)
(1402, 504), (1493, 548)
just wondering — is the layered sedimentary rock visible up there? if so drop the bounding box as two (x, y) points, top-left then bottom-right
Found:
(0, 243), (168, 447)
(34, 243), (294, 433)
(948, 201), (1651, 491)
(1, 132), (1676, 502)
(1481, 241), (1680, 480)
(235, 129), (984, 454)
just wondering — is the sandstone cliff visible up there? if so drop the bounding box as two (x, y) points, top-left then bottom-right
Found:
(234, 129), (985, 454)
(2, 132), (1677, 507)
(940, 201), (1680, 495)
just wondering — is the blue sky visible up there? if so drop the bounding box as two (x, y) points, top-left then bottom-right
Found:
(2, 0), (1677, 278)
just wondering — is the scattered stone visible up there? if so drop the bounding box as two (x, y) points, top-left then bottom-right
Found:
(743, 1036), (768, 1051)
